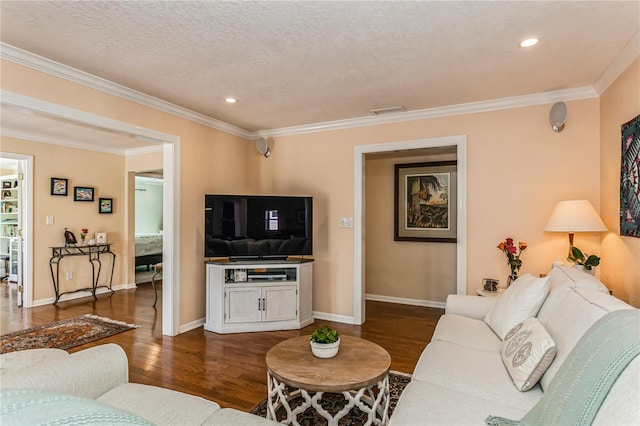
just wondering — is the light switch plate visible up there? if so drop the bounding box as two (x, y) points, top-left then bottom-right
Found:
(46, 216), (54, 225)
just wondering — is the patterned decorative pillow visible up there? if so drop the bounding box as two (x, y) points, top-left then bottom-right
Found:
(501, 317), (557, 391)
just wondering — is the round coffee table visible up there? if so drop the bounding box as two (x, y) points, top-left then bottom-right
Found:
(265, 335), (391, 426)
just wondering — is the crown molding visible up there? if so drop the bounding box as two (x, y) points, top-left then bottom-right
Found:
(0, 127), (126, 155)
(0, 43), (253, 139)
(593, 31), (640, 95)
(255, 86), (598, 138)
(2, 42), (603, 142)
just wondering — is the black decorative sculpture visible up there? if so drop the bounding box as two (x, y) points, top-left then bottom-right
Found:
(64, 227), (77, 247)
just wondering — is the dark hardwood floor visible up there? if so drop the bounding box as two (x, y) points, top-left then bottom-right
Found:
(1, 279), (443, 411)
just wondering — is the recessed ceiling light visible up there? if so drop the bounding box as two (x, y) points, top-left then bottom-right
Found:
(519, 38), (539, 48)
(225, 97), (238, 104)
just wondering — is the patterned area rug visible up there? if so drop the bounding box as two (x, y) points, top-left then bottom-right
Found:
(0, 314), (137, 354)
(249, 370), (411, 425)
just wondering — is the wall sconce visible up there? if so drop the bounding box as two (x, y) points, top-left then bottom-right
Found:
(549, 102), (567, 133)
(544, 199), (607, 255)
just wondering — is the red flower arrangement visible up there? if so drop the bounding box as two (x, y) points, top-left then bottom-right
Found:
(497, 237), (527, 285)
(80, 228), (89, 244)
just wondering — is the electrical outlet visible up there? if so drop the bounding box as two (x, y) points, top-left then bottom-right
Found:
(66, 272), (73, 280)
(339, 217), (354, 228)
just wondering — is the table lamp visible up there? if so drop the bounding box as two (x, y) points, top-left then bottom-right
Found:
(544, 200), (607, 255)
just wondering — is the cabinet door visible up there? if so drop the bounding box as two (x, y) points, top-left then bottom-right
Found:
(225, 287), (261, 324)
(263, 285), (297, 322)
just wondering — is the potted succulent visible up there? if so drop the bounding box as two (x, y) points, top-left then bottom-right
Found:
(567, 246), (601, 275)
(309, 324), (340, 358)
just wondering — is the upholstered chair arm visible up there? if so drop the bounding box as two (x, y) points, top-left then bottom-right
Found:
(0, 343), (129, 399)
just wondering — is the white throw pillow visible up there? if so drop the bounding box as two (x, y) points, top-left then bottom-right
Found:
(484, 274), (550, 339)
(501, 318), (557, 391)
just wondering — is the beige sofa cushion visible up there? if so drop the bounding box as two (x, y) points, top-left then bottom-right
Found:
(484, 274), (550, 339)
(412, 341), (542, 410)
(538, 288), (633, 391)
(204, 408), (281, 425)
(432, 313), (501, 353)
(389, 381), (530, 426)
(97, 383), (221, 426)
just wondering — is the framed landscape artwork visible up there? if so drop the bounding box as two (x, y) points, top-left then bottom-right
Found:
(74, 186), (94, 202)
(394, 161), (457, 243)
(51, 178), (68, 196)
(620, 114), (640, 238)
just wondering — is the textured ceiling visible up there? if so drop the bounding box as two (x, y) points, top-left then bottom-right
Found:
(1, 1), (639, 133)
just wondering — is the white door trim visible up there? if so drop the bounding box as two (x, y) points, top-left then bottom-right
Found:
(0, 153), (33, 307)
(353, 136), (467, 325)
(0, 91), (182, 336)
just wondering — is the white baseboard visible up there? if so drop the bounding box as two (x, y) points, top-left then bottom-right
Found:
(312, 311), (356, 324)
(180, 318), (205, 334)
(32, 286), (122, 306)
(365, 293), (445, 310)
(118, 283), (138, 290)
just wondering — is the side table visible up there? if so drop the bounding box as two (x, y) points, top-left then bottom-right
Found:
(476, 288), (506, 297)
(266, 335), (391, 426)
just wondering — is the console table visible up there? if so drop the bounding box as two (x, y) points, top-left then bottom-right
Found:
(49, 244), (115, 303)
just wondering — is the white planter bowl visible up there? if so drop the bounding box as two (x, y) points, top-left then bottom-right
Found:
(310, 338), (340, 358)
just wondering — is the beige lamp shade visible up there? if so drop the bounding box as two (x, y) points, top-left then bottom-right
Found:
(544, 200), (607, 233)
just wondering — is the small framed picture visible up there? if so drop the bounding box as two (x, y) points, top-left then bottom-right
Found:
(2, 181), (12, 189)
(482, 278), (499, 292)
(95, 232), (107, 244)
(234, 269), (247, 282)
(99, 198), (113, 214)
(51, 178), (68, 196)
(74, 186), (94, 202)
(1, 190), (12, 200)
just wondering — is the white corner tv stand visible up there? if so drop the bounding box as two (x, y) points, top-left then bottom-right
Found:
(205, 259), (313, 334)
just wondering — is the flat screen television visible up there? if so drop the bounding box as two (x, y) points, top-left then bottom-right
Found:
(204, 194), (313, 260)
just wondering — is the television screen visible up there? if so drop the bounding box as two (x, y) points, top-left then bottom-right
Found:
(204, 195), (312, 259)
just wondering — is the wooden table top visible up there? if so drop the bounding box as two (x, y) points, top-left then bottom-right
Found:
(266, 335), (391, 393)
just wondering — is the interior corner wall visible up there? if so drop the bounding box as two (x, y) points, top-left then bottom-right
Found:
(365, 151), (457, 304)
(0, 136), (126, 302)
(599, 57), (640, 307)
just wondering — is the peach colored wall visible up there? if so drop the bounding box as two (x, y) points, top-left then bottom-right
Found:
(260, 99), (602, 317)
(600, 58), (640, 307)
(365, 151), (457, 303)
(2, 59), (253, 325)
(0, 136), (125, 301)
(2, 57), (610, 322)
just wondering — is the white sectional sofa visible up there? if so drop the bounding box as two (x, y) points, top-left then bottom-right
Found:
(390, 265), (640, 425)
(1, 343), (276, 425)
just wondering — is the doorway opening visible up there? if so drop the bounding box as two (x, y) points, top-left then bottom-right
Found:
(0, 153), (33, 310)
(1, 92), (181, 335)
(134, 172), (164, 289)
(353, 136), (467, 325)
